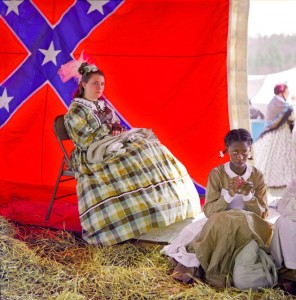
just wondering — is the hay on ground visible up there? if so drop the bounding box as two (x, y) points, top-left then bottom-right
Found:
(0, 216), (294, 300)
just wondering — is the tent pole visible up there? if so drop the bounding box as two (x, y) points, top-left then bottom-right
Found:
(227, 0), (251, 132)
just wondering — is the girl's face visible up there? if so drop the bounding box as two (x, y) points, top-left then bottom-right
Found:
(227, 141), (251, 174)
(82, 74), (105, 101)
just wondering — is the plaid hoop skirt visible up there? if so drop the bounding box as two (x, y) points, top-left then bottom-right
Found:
(75, 139), (201, 246)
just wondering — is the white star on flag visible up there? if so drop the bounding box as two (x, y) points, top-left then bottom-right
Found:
(3, 0), (24, 16)
(0, 88), (14, 112)
(87, 0), (110, 15)
(39, 41), (61, 66)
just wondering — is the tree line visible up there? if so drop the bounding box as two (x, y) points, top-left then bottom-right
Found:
(248, 34), (296, 75)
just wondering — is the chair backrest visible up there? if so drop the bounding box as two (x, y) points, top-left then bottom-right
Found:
(54, 115), (74, 171)
(54, 115), (70, 140)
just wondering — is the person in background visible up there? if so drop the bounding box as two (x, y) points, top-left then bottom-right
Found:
(254, 83), (295, 188)
(270, 177), (296, 295)
(249, 99), (264, 119)
(60, 62), (201, 246)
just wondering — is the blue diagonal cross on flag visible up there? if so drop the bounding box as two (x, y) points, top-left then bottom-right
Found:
(0, 0), (123, 127)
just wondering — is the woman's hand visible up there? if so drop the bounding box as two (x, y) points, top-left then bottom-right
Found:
(111, 123), (123, 136)
(112, 129), (121, 136)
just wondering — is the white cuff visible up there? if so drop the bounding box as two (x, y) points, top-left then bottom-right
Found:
(224, 192), (234, 203)
(243, 192), (253, 202)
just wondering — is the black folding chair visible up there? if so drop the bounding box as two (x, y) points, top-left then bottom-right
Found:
(45, 115), (76, 221)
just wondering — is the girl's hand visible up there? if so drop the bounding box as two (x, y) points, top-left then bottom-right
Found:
(228, 176), (244, 196)
(239, 181), (254, 196)
(228, 177), (238, 196)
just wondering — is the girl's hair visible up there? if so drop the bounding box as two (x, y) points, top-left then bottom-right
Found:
(73, 62), (105, 98)
(224, 128), (253, 147)
(220, 128), (253, 157)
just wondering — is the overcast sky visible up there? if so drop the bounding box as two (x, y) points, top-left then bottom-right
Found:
(248, 0), (296, 37)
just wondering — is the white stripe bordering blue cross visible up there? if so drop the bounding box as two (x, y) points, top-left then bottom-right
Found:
(0, 0), (124, 127)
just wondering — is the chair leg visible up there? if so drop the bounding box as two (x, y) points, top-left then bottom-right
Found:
(45, 158), (66, 221)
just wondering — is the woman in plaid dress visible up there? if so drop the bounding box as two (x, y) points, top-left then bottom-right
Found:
(63, 62), (201, 246)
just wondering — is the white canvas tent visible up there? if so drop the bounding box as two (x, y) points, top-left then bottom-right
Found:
(249, 68), (296, 116)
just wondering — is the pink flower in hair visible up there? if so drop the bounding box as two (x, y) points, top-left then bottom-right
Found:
(58, 51), (96, 83)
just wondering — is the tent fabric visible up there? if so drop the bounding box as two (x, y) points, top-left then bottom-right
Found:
(227, 0), (250, 131)
(0, 0), (246, 230)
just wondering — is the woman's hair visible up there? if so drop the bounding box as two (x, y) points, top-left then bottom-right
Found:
(219, 129), (253, 157)
(274, 83), (287, 95)
(73, 62), (105, 98)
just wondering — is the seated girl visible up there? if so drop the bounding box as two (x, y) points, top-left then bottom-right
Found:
(61, 62), (201, 246)
(162, 129), (273, 288)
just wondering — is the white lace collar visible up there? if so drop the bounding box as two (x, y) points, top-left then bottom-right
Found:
(73, 97), (97, 110)
(224, 162), (252, 181)
(73, 97), (105, 110)
(72, 97), (118, 126)
(73, 97), (105, 126)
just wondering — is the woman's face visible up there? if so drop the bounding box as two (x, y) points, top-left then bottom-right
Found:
(227, 141), (251, 173)
(82, 73), (105, 101)
(283, 87), (290, 99)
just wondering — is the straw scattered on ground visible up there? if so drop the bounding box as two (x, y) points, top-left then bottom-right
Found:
(0, 216), (295, 300)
